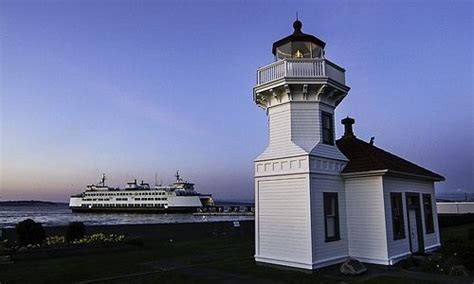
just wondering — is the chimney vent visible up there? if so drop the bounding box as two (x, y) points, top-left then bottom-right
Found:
(341, 116), (355, 137)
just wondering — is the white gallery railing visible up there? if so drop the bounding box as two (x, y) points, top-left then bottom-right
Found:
(256, 58), (345, 86)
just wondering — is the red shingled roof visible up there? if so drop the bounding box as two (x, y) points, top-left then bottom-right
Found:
(336, 135), (445, 181)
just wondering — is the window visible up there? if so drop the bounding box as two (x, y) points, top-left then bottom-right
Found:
(323, 192), (340, 242)
(391, 193), (405, 240)
(322, 112), (334, 145)
(423, 194), (434, 234)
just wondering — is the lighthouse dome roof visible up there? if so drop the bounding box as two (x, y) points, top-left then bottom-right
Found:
(272, 20), (326, 56)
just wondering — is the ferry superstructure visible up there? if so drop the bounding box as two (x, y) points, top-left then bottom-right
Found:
(69, 172), (214, 213)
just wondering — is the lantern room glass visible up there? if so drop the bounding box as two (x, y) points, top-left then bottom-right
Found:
(275, 42), (324, 61)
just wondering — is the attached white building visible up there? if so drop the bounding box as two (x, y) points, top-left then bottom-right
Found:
(253, 20), (444, 270)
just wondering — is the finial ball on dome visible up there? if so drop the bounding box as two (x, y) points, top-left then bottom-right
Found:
(293, 20), (302, 32)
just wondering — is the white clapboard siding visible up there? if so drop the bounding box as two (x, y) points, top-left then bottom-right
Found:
(268, 103), (291, 147)
(345, 176), (389, 263)
(257, 101), (347, 162)
(310, 175), (348, 267)
(257, 104), (307, 160)
(290, 103), (321, 152)
(256, 177), (312, 264)
(310, 143), (348, 162)
(383, 177), (440, 258)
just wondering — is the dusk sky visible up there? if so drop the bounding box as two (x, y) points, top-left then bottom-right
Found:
(0, 0), (472, 202)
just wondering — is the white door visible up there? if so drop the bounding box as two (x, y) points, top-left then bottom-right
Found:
(409, 209), (419, 253)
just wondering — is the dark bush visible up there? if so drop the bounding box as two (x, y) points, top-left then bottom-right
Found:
(124, 237), (144, 247)
(15, 219), (45, 246)
(65, 222), (85, 242)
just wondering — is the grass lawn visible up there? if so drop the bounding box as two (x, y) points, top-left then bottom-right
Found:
(1, 223), (473, 283)
(440, 222), (474, 241)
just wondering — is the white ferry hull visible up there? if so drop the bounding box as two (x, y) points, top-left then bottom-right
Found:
(70, 206), (200, 213)
(70, 173), (214, 214)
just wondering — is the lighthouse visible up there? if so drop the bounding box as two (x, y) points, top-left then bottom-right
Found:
(253, 20), (351, 269)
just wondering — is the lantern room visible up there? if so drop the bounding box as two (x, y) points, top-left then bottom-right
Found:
(272, 20), (326, 60)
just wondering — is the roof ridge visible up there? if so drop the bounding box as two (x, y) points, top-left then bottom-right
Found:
(358, 138), (442, 178)
(336, 135), (444, 181)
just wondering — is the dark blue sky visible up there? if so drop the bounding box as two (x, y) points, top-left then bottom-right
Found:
(1, 0), (472, 201)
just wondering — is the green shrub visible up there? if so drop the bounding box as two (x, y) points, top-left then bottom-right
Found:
(15, 219), (45, 246)
(65, 222), (86, 242)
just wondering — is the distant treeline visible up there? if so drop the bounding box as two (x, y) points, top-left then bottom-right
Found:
(0, 200), (67, 206)
(437, 193), (474, 202)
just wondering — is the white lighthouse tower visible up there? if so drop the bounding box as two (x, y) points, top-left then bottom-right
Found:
(253, 20), (351, 269)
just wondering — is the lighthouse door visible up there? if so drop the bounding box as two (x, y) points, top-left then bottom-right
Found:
(408, 209), (419, 253)
(406, 193), (424, 254)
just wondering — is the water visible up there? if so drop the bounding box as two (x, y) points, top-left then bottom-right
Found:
(0, 204), (254, 228)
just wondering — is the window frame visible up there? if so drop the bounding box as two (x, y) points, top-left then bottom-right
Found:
(321, 111), (334, 145)
(422, 194), (435, 234)
(391, 192), (406, 240)
(323, 192), (340, 242)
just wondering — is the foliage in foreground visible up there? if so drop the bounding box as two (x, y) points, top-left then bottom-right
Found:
(65, 222), (86, 242)
(10, 233), (128, 250)
(8, 219), (130, 250)
(15, 219), (46, 246)
(441, 237), (474, 271)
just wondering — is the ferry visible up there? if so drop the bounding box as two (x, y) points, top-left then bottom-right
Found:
(69, 172), (214, 213)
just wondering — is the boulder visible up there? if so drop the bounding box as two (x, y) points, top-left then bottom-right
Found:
(340, 258), (367, 276)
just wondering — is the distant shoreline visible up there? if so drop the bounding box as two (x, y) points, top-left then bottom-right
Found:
(0, 200), (68, 206)
(0, 199), (254, 206)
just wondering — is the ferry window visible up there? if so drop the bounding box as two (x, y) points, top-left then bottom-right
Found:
(322, 112), (334, 145)
(391, 192), (405, 240)
(323, 192), (340, 242)
(423, 194), (434, 234)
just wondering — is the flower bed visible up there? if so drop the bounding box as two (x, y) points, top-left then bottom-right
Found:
(1, 233), (142, 261)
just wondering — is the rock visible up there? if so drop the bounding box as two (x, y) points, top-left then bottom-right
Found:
(340, 258), (367, 276)
(449, 265), (469, 277)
